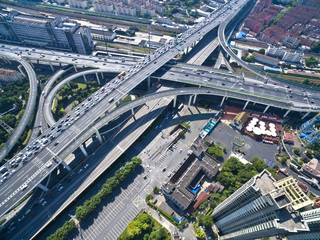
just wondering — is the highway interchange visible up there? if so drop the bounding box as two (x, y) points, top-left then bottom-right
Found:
(0, 0), (319, 238)
(0, 0), (250, 217)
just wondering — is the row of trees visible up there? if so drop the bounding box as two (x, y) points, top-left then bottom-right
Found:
(47, 220), (76, 240)
(75, 156), (142, 221)
(119, 213), (170, 240)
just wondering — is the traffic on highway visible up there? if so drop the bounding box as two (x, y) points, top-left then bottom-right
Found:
(0, 0), (292, 220)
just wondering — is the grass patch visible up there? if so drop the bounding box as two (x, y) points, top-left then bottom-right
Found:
(118, 212), (171, 240)
(22, 129), (32, 146)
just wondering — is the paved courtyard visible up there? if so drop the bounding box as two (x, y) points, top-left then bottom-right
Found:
(210, 122), (278, 163)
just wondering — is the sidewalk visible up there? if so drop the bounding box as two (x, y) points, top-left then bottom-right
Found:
(147, 206), (176, 234)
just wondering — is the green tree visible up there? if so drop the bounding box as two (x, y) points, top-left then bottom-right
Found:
(293, 148), (301, 155)
(251, 157), (267, 172)
(195, 227), (206, 239)
(153, 186), (160, 194)
(149, 228), (167, 240)
(306, 149), (313, 158)
(305, 56), (319, 68)
(311, 42), (320, 53)
(198, 214), (214, 228)
(258, 49), (265, 55)
(244, 55), (255, 62)
(146, 194), (153, 202)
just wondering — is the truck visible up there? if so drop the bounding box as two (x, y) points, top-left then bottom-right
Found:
(117, 71), (126, 79)
(108, 97), (114, 103)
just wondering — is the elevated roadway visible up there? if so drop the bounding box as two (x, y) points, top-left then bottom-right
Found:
(0, 0), (255, 217)
(0, 53), (38, 162)
(29, 66), (74, 143)
(43, 66), (320, 128)
(0, 44), (140, 69)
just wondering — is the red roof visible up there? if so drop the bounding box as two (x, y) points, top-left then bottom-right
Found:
(283, 131), (293, 143)
(188, 191), (210, 214)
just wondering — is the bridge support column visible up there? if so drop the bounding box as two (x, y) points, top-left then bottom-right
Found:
(131, 108), (136, 120)
(79, 144), (88, 157)
(95, 72), (101, 85)
(73, 64), (77, 72)
(173, 95), (177, 108)
(263, 105), (269, 114)
(37, 60), (39, 65)
(283, 110), (291, 118)
(38, 183), (49, 192)
(220, 96), (226, 106)
(83, 74), (87, 83)
(188, 95), (193, 108)
(59, 62), (62, 67)
(60, 160), (71, 171)
(147, 76), (151, 90)
(17, 65), (26, 78)
(101, 72), (104, 79)
(243, 101), (249, 110)
(95, 129), (103, 144)
(67, 82), (71, 88)
(193, 94), (197, 104)
(302, 112), (310, 119)
(49, 62), (54, 72)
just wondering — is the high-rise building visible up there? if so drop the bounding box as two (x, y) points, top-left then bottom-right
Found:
(0, 11), (93, 54)
(211, 170), (314, 240)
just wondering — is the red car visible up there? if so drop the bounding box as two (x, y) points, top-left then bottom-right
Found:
(34, 150), (39, 155)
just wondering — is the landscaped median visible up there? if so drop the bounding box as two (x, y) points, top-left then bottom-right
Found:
(46, 156), (142, 240)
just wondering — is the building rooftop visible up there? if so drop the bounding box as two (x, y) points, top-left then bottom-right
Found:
(162, 153), (220, 210)
(11, 14), (58, 27)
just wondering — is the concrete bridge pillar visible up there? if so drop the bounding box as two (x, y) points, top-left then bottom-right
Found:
(147, 76), (151, 90)
(67, 82), (71, 88)
(188, 95), (193, 108)
(38, 183), (49, 192)
(95, 129), (103, 144)
(302, 112), (310, 119)
(283, 110), (291, 118)
(173, 95), (177, 108)
(73, 64), (78, 72)
(131, 108), (136, 121)
(83, 74), (87, 83)
(100, 72), (104, 79)
(193, 94), (197, 104)
(263, 105), (269, 114)
(95, 72), (101, 85)
(243, 101), (249, 110)
(79, 144), (88, 157)
(37, 60), (39, 65)
(220, 96), (226, 106)
(60, 160), (71, 171)
(49, 62), (54, 72)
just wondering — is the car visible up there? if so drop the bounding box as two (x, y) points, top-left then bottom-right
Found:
(58, 185), (64, 191)
(78, 168), (83, 174)
(42, 201), (47, 206)
(84, 163), (89, 169)
(46, 161), (52, 168)
(54, 141), (59, 146)
(33, 150), (39, 155)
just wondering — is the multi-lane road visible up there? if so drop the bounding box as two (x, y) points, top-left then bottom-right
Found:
(1, 0), (311, 221)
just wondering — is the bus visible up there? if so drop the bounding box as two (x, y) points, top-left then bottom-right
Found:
(117, 71), (126, 79)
